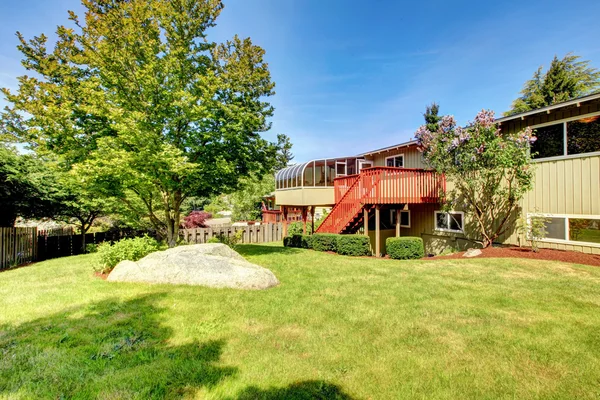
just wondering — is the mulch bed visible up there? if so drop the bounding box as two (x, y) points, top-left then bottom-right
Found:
(434, 246), (600, 267)
(94, 271), (109, 280)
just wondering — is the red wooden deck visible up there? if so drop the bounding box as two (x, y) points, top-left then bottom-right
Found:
(317, 167), (445, 234)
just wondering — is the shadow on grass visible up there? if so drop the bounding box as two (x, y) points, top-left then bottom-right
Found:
(236, 244), (304, 257)
(232, 380), (355, 400)
(0, 293), (237, 399)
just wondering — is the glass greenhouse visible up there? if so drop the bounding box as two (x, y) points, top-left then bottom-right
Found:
(275, 157), (362, 189)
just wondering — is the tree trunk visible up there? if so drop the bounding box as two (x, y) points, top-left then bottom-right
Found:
(165, 195), (182, 248)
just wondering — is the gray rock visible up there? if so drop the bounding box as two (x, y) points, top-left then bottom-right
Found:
(463, 248), (482, 258)
(107, 243), (279, 290)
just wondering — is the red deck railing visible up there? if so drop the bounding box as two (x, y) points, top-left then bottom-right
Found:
(317, 167), (445, 234)
(334, 174), (360, 203)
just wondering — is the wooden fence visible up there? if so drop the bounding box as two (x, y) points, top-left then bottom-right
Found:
(0, 227), (37, 269)
(180, 223), (283, 244)
(1, 224), (283, 269)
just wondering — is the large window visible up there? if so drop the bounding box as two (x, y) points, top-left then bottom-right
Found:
(532, 123), (564, 159)
(434, 211), (464, 233)
(528, 214), (600, 246)
(532, 114), (600, 159)
(385, 154), (404, 168)
(390, 210), (410, 227)
(567, 115), (600, 155)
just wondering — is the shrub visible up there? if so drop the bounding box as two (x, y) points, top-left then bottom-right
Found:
(85, 243), (98, 253)
(210, 229), (244, 249)
(301, 234), (313, 249)
(181, 211), (212, 229)
(96, 235), (161, 274)
(283, 234), (303, 248)
(386, 237), (424, 260)
(337, 235), (371, 256)
(311, 233), (339, 252)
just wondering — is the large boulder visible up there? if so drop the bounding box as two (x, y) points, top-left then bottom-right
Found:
(107, 243), (279, 290)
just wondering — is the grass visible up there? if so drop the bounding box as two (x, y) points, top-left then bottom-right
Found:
(1, 243), (600, 399)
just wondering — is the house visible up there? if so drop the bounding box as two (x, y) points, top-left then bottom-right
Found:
(274, 94), (600, 256)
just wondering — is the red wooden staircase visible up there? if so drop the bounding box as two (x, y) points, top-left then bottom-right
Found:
(316, 167), (445, 234)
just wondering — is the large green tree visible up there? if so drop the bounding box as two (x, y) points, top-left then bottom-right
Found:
(0, 146), (56, 226)
(415, 110), (536, 248)
(2, 0), (277, 246)
(506, 54), (600, 116)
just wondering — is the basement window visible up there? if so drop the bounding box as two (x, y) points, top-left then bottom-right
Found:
(528, 214), (600, 246)
(435, 211), (464, 233)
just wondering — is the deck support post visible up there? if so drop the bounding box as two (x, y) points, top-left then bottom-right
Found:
(301, 206), (308, 234)
(363, 207), (369, 236)
(396, 208), (401, 237)
(282, 206), (288, 237)
(375, 205), (381, 257)
(310, 206), (316, 234)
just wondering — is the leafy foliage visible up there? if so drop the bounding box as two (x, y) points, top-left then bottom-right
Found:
(415, 110), (535, 247)
(0, 146), (57, 226)
(517, 215), (549, 253)
(311, 234), (339, 252)
(386, 237), (424, 260)
(336, 235), (371, 256)
(210, 230), (244, 250)
(1, 0), (277, 247)
(96, 235), (161, 274)
(283, 234), (303, 248)
(181, 211), (212, 229)
(506, 54), (600, 115)
(230, 174), (275, 222)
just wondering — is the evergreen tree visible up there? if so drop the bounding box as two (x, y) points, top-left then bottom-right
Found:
(423, 103), (441, 132)
(506, 54), (600, 115)
(275, 134), (294, 171)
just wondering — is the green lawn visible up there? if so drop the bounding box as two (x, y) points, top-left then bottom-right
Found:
(1, 244), (600, 399)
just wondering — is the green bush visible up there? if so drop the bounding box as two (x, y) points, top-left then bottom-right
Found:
(301, 234), (313, 249)
(386, 237), (424, 260)
(96, 235), (161, 274)
(283, 234), (303, 248)
(311, 233), (339, 252)
(337, 235), (371, 256)
(208, 230), (244, 249)
(85, 243), (98, 253)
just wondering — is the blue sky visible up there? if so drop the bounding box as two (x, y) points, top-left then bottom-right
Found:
(2, 0), (600, 161)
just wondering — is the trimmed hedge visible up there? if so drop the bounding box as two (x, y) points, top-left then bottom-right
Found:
(386, 237), (424, 260)
(311, 233), (338, 252)
(284, 233), (371, 257)
(284, 234), (313, 249)
(336, 235), (371, 256)
(301, 235), (313, 249)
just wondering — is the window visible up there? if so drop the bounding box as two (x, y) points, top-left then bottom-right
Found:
(528, 214), (600, 246)
(566, 115), (600, 155)
(435, 211), (464, 233)
(385, 154), (404, 168)
(532, 123), (564, 159)
(336, 161), (346, 177)
(532, 113), (600, 160)
(390, 210), (410, 228)
(326, 160), (336, 186)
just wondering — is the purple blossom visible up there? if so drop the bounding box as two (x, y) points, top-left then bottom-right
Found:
(474, 109), (496, 128)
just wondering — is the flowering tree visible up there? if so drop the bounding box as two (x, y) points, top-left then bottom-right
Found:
(415, 110), (536, 248)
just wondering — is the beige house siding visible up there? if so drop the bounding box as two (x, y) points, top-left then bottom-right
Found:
(365, 145), (428, 169)
(275, 187), (335, 207)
